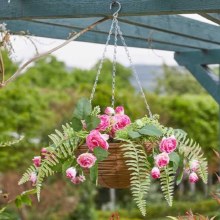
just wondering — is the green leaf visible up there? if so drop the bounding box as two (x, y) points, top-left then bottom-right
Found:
(169, 152), (180, 171)
(176, 169), (183, 185)
(128, 131), (141, 139)
(174, 129), (187, 136)
(138, 125), (163, 137)
(20, 194), (32, 206)
(94, 147), (109, 161)
(72, 117), (83, 131)
(62, 159), (74, 174)
(73, 98), (92, 120)
(0, 207), (6, 214)
(90, 163), (98, 185)
(85, 115), (100, 131)
(15, 196), (22, 208)
(21, 189), (37, 196)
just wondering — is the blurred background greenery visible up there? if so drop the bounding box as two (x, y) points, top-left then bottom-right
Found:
(0, 51), (219, 219)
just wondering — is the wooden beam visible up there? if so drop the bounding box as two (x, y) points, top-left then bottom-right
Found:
(119, 15), (220, 45)
(29, 18), (220, 50)
(175, 49), (220, 65)
(5, 20), (193, 52)
(199, 13), (220, 25)
(1, 0), (220, 20)
(175, 51), (220, 104)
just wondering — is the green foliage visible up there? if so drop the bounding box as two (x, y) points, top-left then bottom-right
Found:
(0, 135), (24, 147)
(155, 64), (206, 95)
(121, 141), (151, 216)
(160, 167), (175, 207)
(15, 189), (36, 208)
(97, 199), (220, 219)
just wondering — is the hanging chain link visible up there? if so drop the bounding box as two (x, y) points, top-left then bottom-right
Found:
(89, 16), (117, 103)
(111, 14), (118, 108)
(116, 23), (153, 118)
(90, 1), (153, 118)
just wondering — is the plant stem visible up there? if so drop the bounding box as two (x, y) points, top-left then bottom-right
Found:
(1, 17), (109, 87)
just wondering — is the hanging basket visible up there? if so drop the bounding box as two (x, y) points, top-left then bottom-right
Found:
(76, 141), (155, 188)
(76, 142), (131, 188)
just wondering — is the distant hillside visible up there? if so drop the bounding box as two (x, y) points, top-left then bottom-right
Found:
(130, 65), (163, 91)
(131, 65), (185, 91)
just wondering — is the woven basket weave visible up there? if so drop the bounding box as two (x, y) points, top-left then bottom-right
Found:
(76, 143), (131, 188)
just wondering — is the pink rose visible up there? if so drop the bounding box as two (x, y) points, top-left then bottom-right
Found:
(189, 172), (199, 183)
(155, 152), (170, 168)
(32, 156), (41, 167)
(115, 106), (124, 115)
(71, 175), (86, 184)
(105, 107), (115, 116)
(159, 135), (177, 154)
(29, 172), (37, 185)
(96, 115), (110, 131)
(86, 130), (109, 151)
(66, 167), (77, 179)
(189, 159), (199, 171)
(41, 148), (47, 158)
(113, 115), (131, 130)
(77, 153), (97, 168)
(151, 167), (160, 179)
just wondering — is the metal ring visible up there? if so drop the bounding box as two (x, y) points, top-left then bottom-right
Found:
(110, 1), (121, 15)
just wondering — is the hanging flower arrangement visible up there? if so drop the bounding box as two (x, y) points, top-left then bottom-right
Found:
(18, 2), (208, 216)
(19, 99), (208, 216)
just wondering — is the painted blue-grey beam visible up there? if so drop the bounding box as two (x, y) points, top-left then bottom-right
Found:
(1, 0), (220, 20)
(28, 18), (220, 50)
(175, 51), (220, 104)
(119, 15), (220, 45)
(175, 49), (220, 65)
(5, 20), (193, 52)
(199, 13), (220, 25)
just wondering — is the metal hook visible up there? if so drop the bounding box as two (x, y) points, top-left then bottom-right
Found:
(110, 1), (121, 16)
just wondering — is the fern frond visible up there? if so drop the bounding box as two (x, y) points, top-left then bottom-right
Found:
(121, 141), (151, 216)
(164, 129), (208, 184)
(18, 165), (36, 185)
(0, 136), (24, 147)
(160, 167), (175, 206)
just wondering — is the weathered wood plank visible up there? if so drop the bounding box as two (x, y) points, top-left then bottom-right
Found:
(24, 18), (220, 51)
(175, 49), (220, 65)
(119, 15), (220, 45)
(175, 51), (220, 104)
(5, 20), (193, 52)
(1, 0), (220, 20)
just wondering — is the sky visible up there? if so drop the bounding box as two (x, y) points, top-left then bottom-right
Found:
(9, 14), (216, 69)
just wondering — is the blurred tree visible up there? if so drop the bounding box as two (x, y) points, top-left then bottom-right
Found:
(155, 64), (206, 95)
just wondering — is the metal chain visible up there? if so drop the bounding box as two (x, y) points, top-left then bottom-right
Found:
(90, 1), (152, 118)
(89, 16), (117, 103)
(116, 22), (153, 118)
(111, 15), (118, 108)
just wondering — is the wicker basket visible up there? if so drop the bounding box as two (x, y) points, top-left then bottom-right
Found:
(76, 143), (131, 188)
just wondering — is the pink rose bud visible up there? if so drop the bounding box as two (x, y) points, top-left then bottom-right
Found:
(29, 172), (37, 185)
(189, 172), (199, 183)
(86, 130), (109, 151)
(41, 148), (47, 158)
(77, 153), (97, 168)
(32, 156), (41, 167)
(189, 159), (199, 171)
(115, 106), (124, 115)
(71, 175), (86, 184)
(159, 135), (177, 154)
(66, 167), (77, 179)
(155, 152), (170, 168)
(96, 115), (110, 131)
(104, 107), (115, 116)
(151, 167), (160, 179)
